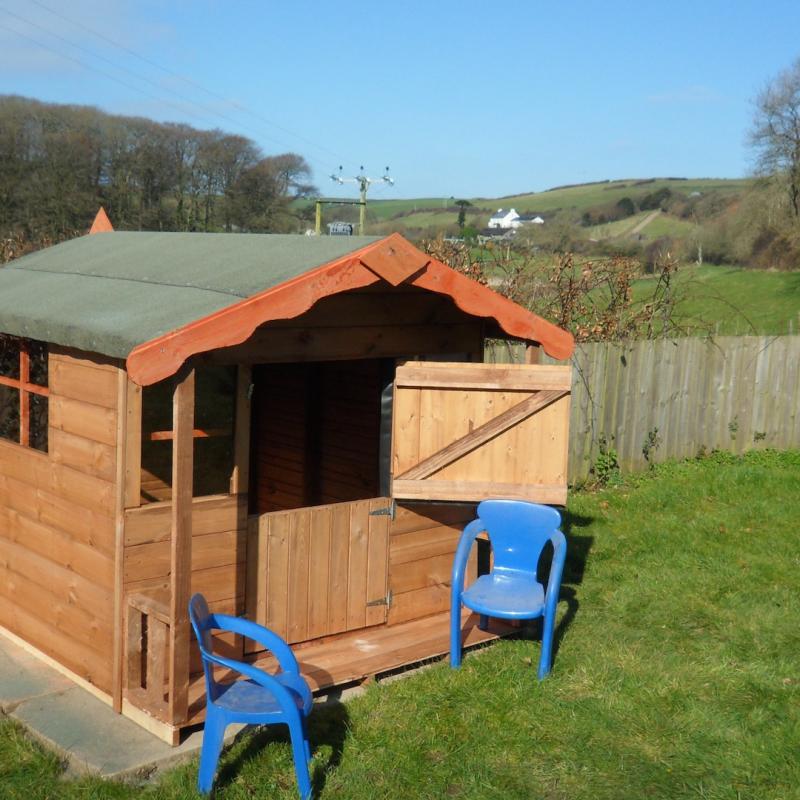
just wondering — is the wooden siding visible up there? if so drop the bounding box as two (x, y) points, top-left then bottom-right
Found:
(123, 495), (246, 592)
(388, 503), (477, 625)
(122, 493), (247, 689)
(0, 347), (120, 692)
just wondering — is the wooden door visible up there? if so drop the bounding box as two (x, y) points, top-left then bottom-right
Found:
(391, 362), (571, 504)
(245, 497), (391, 653)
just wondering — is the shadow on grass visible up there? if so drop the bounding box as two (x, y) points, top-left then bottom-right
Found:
(530, 509), (594, 661)
(212, 700), (350, 798)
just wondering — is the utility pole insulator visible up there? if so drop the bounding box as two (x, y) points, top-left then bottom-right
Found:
(328, 165), (394, 235)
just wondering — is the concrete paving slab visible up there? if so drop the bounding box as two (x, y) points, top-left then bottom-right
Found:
(10, 685), (222, 780)
(0, 636), (73, 712)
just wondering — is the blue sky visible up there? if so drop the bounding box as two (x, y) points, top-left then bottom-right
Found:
(1, 0), (799, 198)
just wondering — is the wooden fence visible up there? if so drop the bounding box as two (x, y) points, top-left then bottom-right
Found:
(486, 336), (800, 482)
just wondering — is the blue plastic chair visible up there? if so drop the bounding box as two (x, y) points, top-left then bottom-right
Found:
(450, 500), (567, 679)
(189, 594), (314, 798)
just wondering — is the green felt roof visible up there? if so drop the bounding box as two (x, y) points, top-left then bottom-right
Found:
(0, 232), (380, 359)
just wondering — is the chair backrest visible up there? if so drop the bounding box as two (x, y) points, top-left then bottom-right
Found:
(476, 499), (562, 580)
(189, 593), (221, 700)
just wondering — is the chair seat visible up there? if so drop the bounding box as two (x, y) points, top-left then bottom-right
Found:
(461, 572), (545, 619)
(214, 672), (313, 717)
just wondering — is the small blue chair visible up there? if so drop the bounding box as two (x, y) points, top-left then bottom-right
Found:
(189, 594), (314, 798)
(450, 500), (567, 679)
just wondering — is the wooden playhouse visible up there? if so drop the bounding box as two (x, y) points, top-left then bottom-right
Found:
(0, 219), (574, 742)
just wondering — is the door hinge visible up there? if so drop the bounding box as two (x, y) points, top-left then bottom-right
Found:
(366, 589), (393, 608)
(369, 499), (396, 520)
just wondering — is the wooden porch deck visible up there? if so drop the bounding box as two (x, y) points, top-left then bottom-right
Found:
(186, 611), (514, 726)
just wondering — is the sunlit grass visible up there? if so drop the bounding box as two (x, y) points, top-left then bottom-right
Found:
(1, 450), (798, 799)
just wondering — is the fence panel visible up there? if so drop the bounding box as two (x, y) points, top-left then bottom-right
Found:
(486, 336), (800, 483)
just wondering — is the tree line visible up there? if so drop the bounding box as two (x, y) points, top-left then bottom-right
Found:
(0, 95), (317, 251)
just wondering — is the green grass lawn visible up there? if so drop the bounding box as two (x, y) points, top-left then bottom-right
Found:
(632, 264), (800, 335)
(1, 450), (799, 799)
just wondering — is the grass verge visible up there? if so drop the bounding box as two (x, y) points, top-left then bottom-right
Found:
(1, 449), (798, 799)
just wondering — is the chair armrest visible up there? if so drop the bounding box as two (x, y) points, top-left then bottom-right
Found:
(451, 518), (486, 603)
(544, 529), (567, 613)
(208, 614), (301, 674)
(204, 652), (301, 716)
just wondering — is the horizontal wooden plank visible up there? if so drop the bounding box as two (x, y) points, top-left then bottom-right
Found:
(0, 473), (115, 557)
(49, 358), (119, 409)
(49, 395), (118, 447)
(49, 346), (121, 374)
(391, 551), (454, 595)
(0, 439), (116, 516)
(390, 524), (464, 566)
(0, 591), (112, 692)
(124, 495), (245, 546)
(0, 563), (112, 655)
(205, 323), (483, 365)
(392, 479), (568, 505)
(388, 583), (451, 625)
(49, 428), (116, 483)
(0, 530), (113, 614)
(264, 292), (471, 329)
(390, 502), (475, 535)
(124, 530), (246, 583)
(190, 563), (245, 607)
(0, 506), (114, 588)
(395, 362), (572, 391)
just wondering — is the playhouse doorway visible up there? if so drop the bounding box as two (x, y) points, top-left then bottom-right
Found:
(244, 358), (394, 650)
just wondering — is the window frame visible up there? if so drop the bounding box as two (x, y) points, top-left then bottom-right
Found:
(0, 337), (49, 450)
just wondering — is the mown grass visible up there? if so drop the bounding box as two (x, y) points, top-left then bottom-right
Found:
(1, 450), (798, 799)
(631, 264), (800, 335)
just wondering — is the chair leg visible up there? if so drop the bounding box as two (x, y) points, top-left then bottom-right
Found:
(288, 716), (312, 800)
(197, 709), (227, 794)
(450, 598), (463, 668)
(538, 606), (556, 680)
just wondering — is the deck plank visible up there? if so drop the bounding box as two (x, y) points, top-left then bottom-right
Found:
(185, 611), (513, 726)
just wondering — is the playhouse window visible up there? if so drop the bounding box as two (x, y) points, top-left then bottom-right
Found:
(0, 336), (48, 452)
(140, 365), (236, 503)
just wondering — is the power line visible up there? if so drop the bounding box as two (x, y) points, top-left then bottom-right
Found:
(0, 19), (222, 129)
(24, 0), (358, 172)
(0, 5), (340, 171)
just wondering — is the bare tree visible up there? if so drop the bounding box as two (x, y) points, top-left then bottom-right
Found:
(750, 57), (800, 217)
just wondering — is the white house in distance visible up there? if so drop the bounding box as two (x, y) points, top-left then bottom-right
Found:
(487, 209), (545, 229)
(488, 208), (521, 229)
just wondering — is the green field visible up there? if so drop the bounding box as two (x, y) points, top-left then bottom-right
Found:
(1, 449), (798, 799)
(362, 177), (751, 231)
(587, 211), (698, 242)
(632, 264), (800, 335)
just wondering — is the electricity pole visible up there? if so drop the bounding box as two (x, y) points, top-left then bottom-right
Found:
(330, 166), (394, 235)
